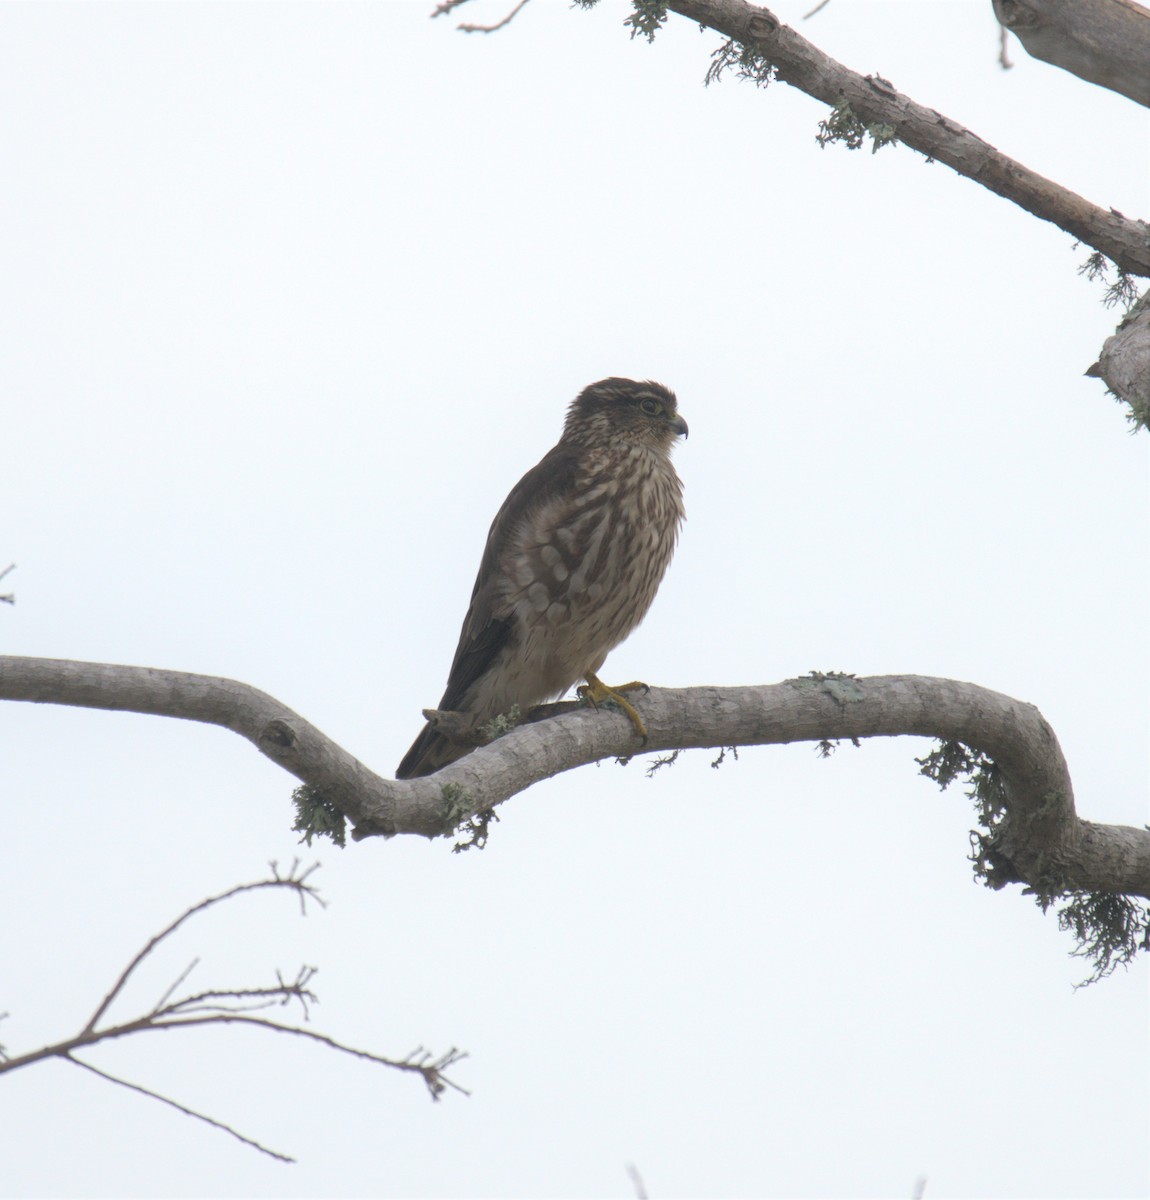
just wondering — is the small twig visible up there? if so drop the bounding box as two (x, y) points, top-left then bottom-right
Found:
(0, 562), (14, 605)
(627, 1162), (650, 1199)
(998, 23), (1013, 70)
(459, 0), (530, 32)
(430, 0), (473, 16)
(802, 0), (831, 17)
(165, 994), (297, 1018)
(159, 970), (318, 1019)
(151, 958), (200, 1016)
(66, 1055), (296, 1164)
(99, 1013), (469, 1098)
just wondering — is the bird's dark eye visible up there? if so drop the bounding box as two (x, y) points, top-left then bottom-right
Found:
(638, 397), (662, 416)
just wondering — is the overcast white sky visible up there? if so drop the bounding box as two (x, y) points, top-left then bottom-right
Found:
(1, 2), (1148, 1197)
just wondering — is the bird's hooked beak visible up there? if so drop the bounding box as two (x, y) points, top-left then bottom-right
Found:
(669, 412), (689, 439)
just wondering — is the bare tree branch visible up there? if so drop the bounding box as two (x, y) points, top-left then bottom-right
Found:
(434, 1), (1147, 276)
(2, 655), (1148, 900)
(0, 866), (467, 1160)
(437, 0), (1147, 418)
(654, 0), (1150, 276)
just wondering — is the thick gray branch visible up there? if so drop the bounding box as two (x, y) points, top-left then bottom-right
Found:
(993, 0), (1150, 108)
(1087, 289), (1150, 428)
(663, 0), (1150, 276)
(2, 655), (1148, 898)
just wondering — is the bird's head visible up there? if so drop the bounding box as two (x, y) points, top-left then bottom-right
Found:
(562, 378), (689, 452)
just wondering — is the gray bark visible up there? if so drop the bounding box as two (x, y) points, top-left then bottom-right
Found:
(3, 655), (1148, 899)
(993, 0), (1150, 108)
(1087, 290), (1150, 426)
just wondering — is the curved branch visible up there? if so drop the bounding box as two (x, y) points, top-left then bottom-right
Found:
(2, 655), (1148, 898)
(663, 0), (1150, 276)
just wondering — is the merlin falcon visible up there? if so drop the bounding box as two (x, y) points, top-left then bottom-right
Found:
(396, 378), (688, 779)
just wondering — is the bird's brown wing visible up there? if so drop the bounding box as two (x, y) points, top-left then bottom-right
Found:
(395, 442), (579, 779)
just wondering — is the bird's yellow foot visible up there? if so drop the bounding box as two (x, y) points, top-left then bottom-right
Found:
(577, 672), (651, 740)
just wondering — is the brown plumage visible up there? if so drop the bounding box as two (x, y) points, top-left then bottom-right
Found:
(396, 378), (688, 779)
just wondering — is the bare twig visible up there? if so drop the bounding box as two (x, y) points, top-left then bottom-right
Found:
(161, 974), (319, 1019)
(627, 1162), (650, 1199)
(0, 563), (14, 605)
(998, 22), (1013, 70)
(151, 958), (201, 1015)
(459, 0), (531, 33)
(431, 0), (531, 31)
(67, 1055), (297, 1164)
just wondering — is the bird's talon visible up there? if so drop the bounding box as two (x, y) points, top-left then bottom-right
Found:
(581, 672), (649, 739)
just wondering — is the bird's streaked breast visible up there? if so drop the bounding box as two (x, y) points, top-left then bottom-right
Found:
(487, 441), (683, 710)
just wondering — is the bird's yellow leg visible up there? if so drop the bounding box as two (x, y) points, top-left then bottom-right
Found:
(577, 672), (650, 739)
